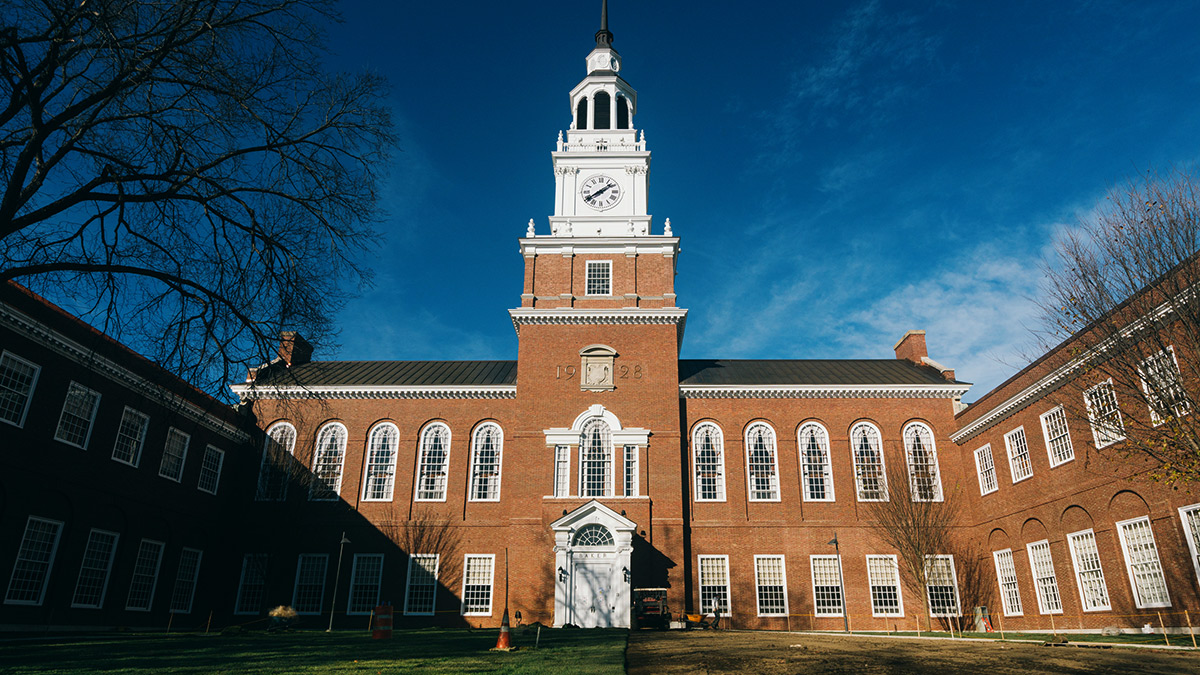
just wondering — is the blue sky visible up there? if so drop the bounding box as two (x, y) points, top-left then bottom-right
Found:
(324, 0), (1200, 401)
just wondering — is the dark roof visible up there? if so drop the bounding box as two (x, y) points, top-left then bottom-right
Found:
(678, 359), (965, 386)
(257, 360), (518, 387)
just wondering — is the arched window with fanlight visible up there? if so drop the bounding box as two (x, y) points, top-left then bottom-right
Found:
(745, 422), (779, 501)
(799, 422), (834, 502)
(693, 422), (726, 501)
(903, 422), (942, 502)
(572, 524), (614, 547)
(309, 422), (347, 501)
(579, 418), (613, 497)
(469, 422), (504, 501)
(362, 423), (399, 501)
(850, 422), (888, 501)
(415, 422), (451, 501)
(257, 421), (296, 501)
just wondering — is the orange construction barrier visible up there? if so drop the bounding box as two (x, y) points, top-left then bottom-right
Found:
(372, 603), (393, 639)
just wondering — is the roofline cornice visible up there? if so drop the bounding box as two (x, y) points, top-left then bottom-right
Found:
(230, 383), (517, 400)
(508, 307), (687, 344)
(679, 384), (972, 400)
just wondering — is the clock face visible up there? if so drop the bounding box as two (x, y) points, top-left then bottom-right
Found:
(581, 174), (622, 211)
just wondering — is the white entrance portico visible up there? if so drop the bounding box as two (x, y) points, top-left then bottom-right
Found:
(551, 500), (636, 628)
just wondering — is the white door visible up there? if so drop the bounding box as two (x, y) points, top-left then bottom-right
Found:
(572, 561), (613, 627)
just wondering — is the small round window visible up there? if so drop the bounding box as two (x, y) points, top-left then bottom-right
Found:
(572, 524), (614, 547)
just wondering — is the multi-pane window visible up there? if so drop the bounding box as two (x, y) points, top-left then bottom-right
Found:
(1140, 347), (1190, 424)
(54, 381), (100, 448)
(416, 423), (451, 501)
(903, 423), (942, 501)
(693, 423), (726, 501)
(573, 524), (615, 547)
(5, 516), (63, 606)
(1026, 540), (1062, 614)
(974, 444), (997, 495)
(1004, 427), (1033, 483)
(850, 422), (887, 501)
(624, 445), (639, 497)
(0, 351), (40, 427)
(126, 539), (165, 611)
(158, 428), (189, 482)
(234, 554), (269, 615)
(924, 555), (960, 617)
(347, 554), (384, 614)
(111, 407), (150, 466)
(579, 418), (613, 497)
(867, 555), (903, 617)
(1039, 406), (1074, 466)
(169, 548), (203, 614)
(292, 554), (329, 614)
(461, 554), (494, 616)
(992, 549), (1022, 616)
(257, 422), (296, 501)
(746, 423), (780, 501)
(310, 423), (347, 501)
(754, 555), (788, 616)
(698, 555), (730, 614)
(585, 260), (612, 296)
(553, 445), (570, 497)
(1180, 504), (1200, 585)
(1116, 516), (1170, 608)
(1066, 529), (1110, 611)
(799, 422), (834, 501)
(1085, 379), (1125, 447)
(197, 446), (225, 495)
(811, 555), (844, 616)
(404, 554), (439, 616)
(71, 529), (119, 609)
(469, 423), (503, 501)
(363, 423), (399, 501)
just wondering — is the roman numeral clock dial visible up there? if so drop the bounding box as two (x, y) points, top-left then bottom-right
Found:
(581, 174), (622, 211)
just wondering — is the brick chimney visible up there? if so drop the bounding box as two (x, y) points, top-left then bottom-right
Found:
(893, 330), (928, 364)
(277, 332), (313, 367)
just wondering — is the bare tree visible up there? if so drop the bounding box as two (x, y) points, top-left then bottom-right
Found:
(1038, 168), (1200, 484)
(0, 0), (393, 395)
(381, 506), (462, 589)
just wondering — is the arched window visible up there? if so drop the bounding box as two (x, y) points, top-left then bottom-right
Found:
(363, 423), (398, 501)
(616, 95), (630, 129)
(745, 423), (779, 501)
(257, 421), (296, 501)
(903, 422), (942, 502)
(798, 422), (834, 502)
(593, 91), (611, 129)
(572, 524), (614, 547)
(579, 418), (613, 497)
(576, 98), (589, 130)
(416, 423), (451, 501)
(310, 422), (347, 501)
(470, 423), (504, 501)
(693, 422), (726, 501)
(850, 422), (887, 501)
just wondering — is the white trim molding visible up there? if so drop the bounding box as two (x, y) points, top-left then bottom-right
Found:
(680, 384), (970, 400)
(231, 384), (516, 400)
(508, 307), (687, 343)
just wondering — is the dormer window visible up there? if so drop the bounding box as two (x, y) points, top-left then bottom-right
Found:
(586, 261), (612, 296)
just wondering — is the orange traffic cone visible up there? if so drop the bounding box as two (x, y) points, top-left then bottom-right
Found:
(492, 609), (514, 651)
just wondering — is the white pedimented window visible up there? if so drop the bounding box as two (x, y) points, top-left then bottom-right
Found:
(745, 422), (780, 502)
(1115, 516), (1170, 608)
(754, 555), (788, 617)
(363, 423), (399, 502)
(866, 555), (904, 617)
(309, 422), (347, 501)
(1039, 406), (1074, 467)
(698, 555), (730, 614)
(693, 422), (726, 501)
(579, 418), (613, 498)
(1085, 379), (1125, 448)
(974, 444), (998, 495)
(0, 351), (40, 427)
(111, 407), (149, 466)
(469, 422), (504, 501)
(903, 422), (942, 502)
(257, 422), (296, 501)
(993, 549), (1022, 616)
(1139, 346), (1190, 424)
(5, 516), (64, 606)
(158, 427), (190, 482)
(54, 381), (100, 449)
(71, 529), (119, 609)
(1026, 540), (1063, 614)
(850, 422), (887, 501)
(1004, 427), (1033, 483)
(404, 554), (439, 616)
(924, 555), (960, 617)
(416, 423), (451, 501)
(1066, 529), (1110, 611)
(799, 422), (834, 502)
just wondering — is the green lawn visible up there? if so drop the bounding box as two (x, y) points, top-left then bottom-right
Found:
(854, 630), (1196, 647)
(0, 627), (629, 674)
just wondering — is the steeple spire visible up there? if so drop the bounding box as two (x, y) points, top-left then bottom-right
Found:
(594, 0), (614, 48)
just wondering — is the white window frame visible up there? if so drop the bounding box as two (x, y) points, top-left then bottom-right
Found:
(415, 422), (451, 502)
(1180, 503), (1200, 587)
(810, 554), (845, 617)
(125, 539), (165, 611)
(798, 422), (835, 502)
(234, 554), (269, 615)
(1066, 528), (1111, 612)
(1004, 426), (1034, 483)
(197, 445), (225, 495)
(158, 427), (190, 483)
(4, 516), (64, 606)
(468, 422), (504, 502)
(111, 406), (150, 467)
(745, 422), (780, 502)
(1039, 406), (1075, 467)
(698, 555), (731, 615)
(903, 422), (943, 502)
(579, 417), (614, 498)
(585, 260), (613, 296)
(346, 553), (384, 615)
(71, 529), (120, 609)
(1026, 540), (1063, 614)
(257, 422), (296, 502)
(169, 548), (203, 614)
(924, 554), (960, 617)
(974, 444), (998, 495)
(292, 553), (329, 615)
(850, 422), (888, 502)
(404, 553), (440, 616)
(362, 422), (399, 502)
(0, 350), (40, 428)
(553, 445), (571, 497)
(1085, 379), (1125, 448)
(623, 444), (639, 497)
(866, 554), (904, 617)
(1115, 516), (1171, 609)
(461, 554), (495, 616)
(310, 422), (348, 501)
(992, 549), (1022, 616)
(1139, 346), (1191, 425)
(692, 422), (726, 502)
(53, 381), (101, 449)
(754, 555), (788, 617)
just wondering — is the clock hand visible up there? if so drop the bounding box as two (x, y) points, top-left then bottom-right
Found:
(591, 184), (613, 198)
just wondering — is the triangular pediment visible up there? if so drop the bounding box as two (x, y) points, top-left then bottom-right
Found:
(550, 500), (637, 532)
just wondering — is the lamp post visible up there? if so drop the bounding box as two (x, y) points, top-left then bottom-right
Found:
(327, 531), (351, 632)
(828, 533), (849, 633)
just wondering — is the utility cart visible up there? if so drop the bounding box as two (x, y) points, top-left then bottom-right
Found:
(632, 588), (670, 629)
